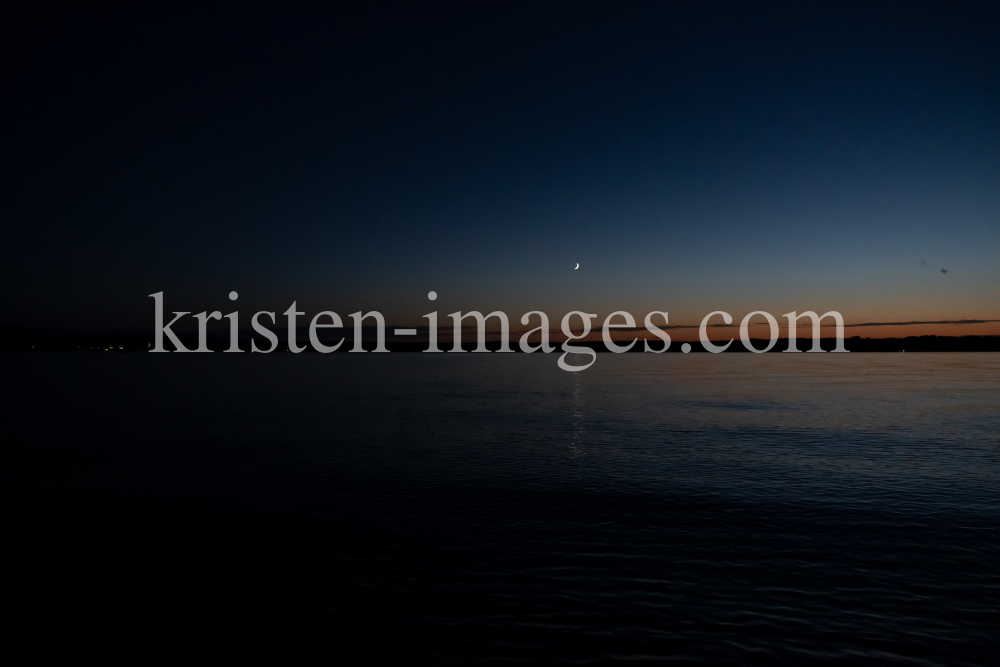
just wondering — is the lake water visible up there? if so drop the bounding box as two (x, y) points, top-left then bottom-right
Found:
(3, 352), (998, 664)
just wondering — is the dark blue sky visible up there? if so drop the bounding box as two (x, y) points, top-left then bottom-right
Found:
(2, 1), (997, 336)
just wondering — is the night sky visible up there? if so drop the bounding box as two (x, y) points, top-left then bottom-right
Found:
(2, 2), (997, 340)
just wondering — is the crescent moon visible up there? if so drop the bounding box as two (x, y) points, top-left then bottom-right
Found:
(574, 263), (579, 270)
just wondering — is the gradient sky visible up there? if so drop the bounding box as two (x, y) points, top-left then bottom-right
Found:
(2, 1), (997, 338)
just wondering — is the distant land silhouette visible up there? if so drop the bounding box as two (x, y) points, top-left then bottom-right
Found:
(2, 327), (998, 353)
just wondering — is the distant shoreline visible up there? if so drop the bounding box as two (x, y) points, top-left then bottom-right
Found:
(2, 328), (998, 353)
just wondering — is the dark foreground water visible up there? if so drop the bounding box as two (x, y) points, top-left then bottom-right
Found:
(2, 352), (998, 664)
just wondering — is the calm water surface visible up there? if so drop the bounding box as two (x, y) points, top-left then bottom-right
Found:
(3, 353), (998, 664)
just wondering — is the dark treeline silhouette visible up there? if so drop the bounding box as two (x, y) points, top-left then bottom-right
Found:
(2, 327), (999, 353)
